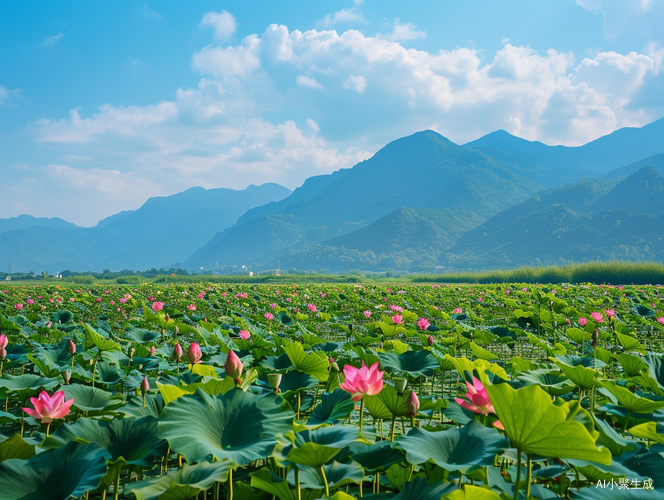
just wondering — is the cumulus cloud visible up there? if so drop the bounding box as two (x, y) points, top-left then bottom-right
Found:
(576, 0), (654, 39)
(42, 33), (63, 47)
(191, 36), (260, 77)
(200, 10), (237, 40)
(143, 3), (162, 19)
(296, 75), (323, 88)
(0, 85), (21, 105)
(343, 74), (367, 92)
(322, 7), (366, 28)
(383, 19), (426, 42)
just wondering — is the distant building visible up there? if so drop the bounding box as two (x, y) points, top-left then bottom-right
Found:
(5, 276), (10, 281)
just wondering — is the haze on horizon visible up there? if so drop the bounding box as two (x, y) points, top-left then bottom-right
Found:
(2, 0), (664, 226)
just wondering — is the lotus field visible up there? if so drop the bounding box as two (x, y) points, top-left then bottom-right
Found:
(1, 283), (664, 500)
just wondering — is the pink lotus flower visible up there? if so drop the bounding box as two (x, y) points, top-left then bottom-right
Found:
(320, 293), (326, 298)
(152, 301), (165, 312)
(141, 377), (150, 394)
(187, 304), (196, 311)
(392, 315), (403, 325)
(428, 335), (434, 346)
(119, 298), (127, 304)
(225, 350), (243, 381)
(239, 330), (251, 340)
(174, 343), (183, 361)
(270, 303), (276, 309)
(455, 377), (496, 415)
(340, 361), (385, 402)
(605, 309), (615, 317)
(187, 343), (202, 364)
(27, 299), (34, 305)
(23, 390), (74, 423)
(405, 391), (419, 417)
(590, 312), (604, 323)
(0, 334), (7, 349)
(67, 339), (76, 355)
(579, 317), (587, 326)
(265, 312), (274, 321)
(15, 304), (23, 311)
(363, 310), (371, 318)
(417, 318), (430, 331)
(150, 345), (156, 356)
(96, 298), (102, 303)
(453, 307), (462, 314)
(657, 317), (664, 324)
(308, 303), (317, 312)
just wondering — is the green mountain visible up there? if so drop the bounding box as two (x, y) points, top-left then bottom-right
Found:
(187, 130), (542, 269)
(274, 207), (483, 272)
(602, 153), (664, 180)
(448, 167), (664, 269)
(0, 183), (291, 272)
(466, 117), (664, 187)
(0, 215), (79, 235)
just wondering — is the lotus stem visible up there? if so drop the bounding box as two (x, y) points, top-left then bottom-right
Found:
(589, 383), (596, 416)
(320, 466), (330, 497)
(513, 450), (522, 500)
(622, 411), (632, 433)
(525, 455), (532, 498)
(295, 466), (301, 500)
(297, 392), (301, 420)
(45, 422), (51, 437)
(113, 467), (121, 500)
(359, 398), (365, 435)
(389, 415), (396, 442)
(228, 467), (233, 500)
(92, 355), (98, 388)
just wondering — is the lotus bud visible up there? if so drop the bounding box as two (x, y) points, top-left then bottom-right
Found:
(225, 350), (243, 384)
(0, 347), (6, 360)
(267, 373), (282, 393)
(330, 360), (339, 372)
(187, 342), (202, 364)
(141, 376), (150, 395)
(63, 369), (71, 384)
(174, 343), (183, 361)
(394, 378), (408, 394)
(67, 339), (76, 355)
(405, 390), (420, 417)
(165, 313), (171, 322)
(150, 345), (156, 356)
(0, 334), (7, 349)
(428, 335), (434, 346)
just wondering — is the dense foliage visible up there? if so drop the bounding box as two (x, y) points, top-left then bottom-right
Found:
(0, 281), (663, 499)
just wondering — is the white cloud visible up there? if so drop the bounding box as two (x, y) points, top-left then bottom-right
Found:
(42, 33), (63, 47)
(200, 11), (237, 40)
(191, 36), (261, 77)
(322, 7), (366, 28)
(383, 19), (426, 42)
(576, 0), (654, 39)
(0, 85), (21, 105)
(343, 74), (367, 92)
(296, 75), (323, 88)
(143, 3), (162, 19)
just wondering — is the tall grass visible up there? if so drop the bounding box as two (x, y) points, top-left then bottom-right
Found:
(411, 261), (664, 285)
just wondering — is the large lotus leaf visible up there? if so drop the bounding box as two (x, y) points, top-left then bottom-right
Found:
(63, 384), (124, 414)
(0, 433), (37, 462)
(126, 328), (161, 344)
(564, 327), (591, 345)
(377, 350), (438, 378)
(364, 383), (407, 419)
(616, 333), (645, 353)
(614, 353), (648, 377)
(445, 355), (509, 381)
(553, 360), (598, 390)
(280, 370), (319, 396)
(43, 415), (167, 468)
(298, 460), (364, 490)
(125, 460), (232, 500)
(0, 374), (59, 399)
(554, 354), (606, 370)
(517, 369), (576, 396)
(349, 440), (406, 472)
(120, 394), (165, 419)
(259, 353), (293, 371)
(397, 421), (508, 473)
(95, 361), (124, 385)
(0, 313), (21, 333)
(470, 342), (499, 361)
(445, 484), (502, 500)
(629, 422), (664, 445)
(250, 467), (321, 500)
(632, 305), (655, 317)
(595, 418), (640, 456)
(279, 426), (360, 469)
(599, 380), (664, 414)
(158, 388), (294, 465)
(307, 389), (355, 427)
(282, 342), (329, 382)
(442, 400), (475, 424)
(573, 488), (664, 500)
(612, 445), (664, 490)
(83, 324), (121, 352)
(391, 477), (456, 500)
(0, 441), (110, 500)
(485, 383), (611, 464)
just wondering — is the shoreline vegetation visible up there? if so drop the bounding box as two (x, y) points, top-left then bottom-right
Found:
(3, 261), (664, 286)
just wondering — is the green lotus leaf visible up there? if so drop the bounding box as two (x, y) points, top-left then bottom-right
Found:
(250, 467), (321, 500)
(616, 333), (645, 353)
(0, 313), (21, 333)
(0, 374), (59, 399)
(0, 441), (110, 500)
(397, 421), (508, 473)
(307, 389), (355, 427)
(564, 327), (591, 345)
(442, 400), (475, 424)
(43, 415), (167, 468)
(125, 460), (232, 500)
(614, 353), (648, 377)
(364, 383), (407, 418)
(392, 477), (455, 500)
(377, 350), (438, 379)
(573, 488), (664, 500)
(554, 354), (606, 369)
(120, 393), (165, 418)
(349, 440), (406, 473)
(63, 384), (124, 414)
(84, 324), (121, 352)
(599, 380), (664, 414)
(470, 342), (499, 361)
(517, 369), (576, 396)
(297, 460), (364, 490)
(158, 388), (294, 465)
(278, 426), (360, 469)
(445, 484), (502, 500)
(632, 305), (655, 317)
(595, 418), (640, 457)
(485, 383), (612, 464)
(629, 421), (664, 445)
(259, 353), (294, 371)
(282, 342), (329, 382)
(280, 370), (319, 396)
(553, 360), (598, 390)
(0, 433), (37, 463)
(125, 328), (161, 344)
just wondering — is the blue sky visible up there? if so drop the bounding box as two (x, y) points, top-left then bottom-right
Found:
(1, 0), (663, 225)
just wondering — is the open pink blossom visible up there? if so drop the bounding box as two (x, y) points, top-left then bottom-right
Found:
(187, 304), (196, 311)
(15, 304), (23, 311)
(152, 301), (165, 312)
(579, 317), (587, 326)
(605, 309), (615, 317)
(363, 310), (371, 318)
(590, 312), (604, 323)
(23, 390), (74, 423)
(455, 377), (496, 415)
(417, 318), (430, 331)
(0, 334), (7, 349)
(265, 312), (274, 321)
(239, 330), (251, 340)
(392, 315), (403, 325)
(657, 317), (664, 324)
(453, 307), (462, 314)
(308, 303), (317, 312)
(340, 361), (384, 402)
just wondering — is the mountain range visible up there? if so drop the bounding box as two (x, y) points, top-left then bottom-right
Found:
(2, 116), (664, 274)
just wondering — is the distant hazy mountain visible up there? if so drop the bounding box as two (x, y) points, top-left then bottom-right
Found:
(466, 117), (664, 187)
(0, 215), (79, 235)
(0, 183), (291, 272)
(186, 130), (542, 269)
(448, 167), (664, 269)
(602, 153), (664, 180)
